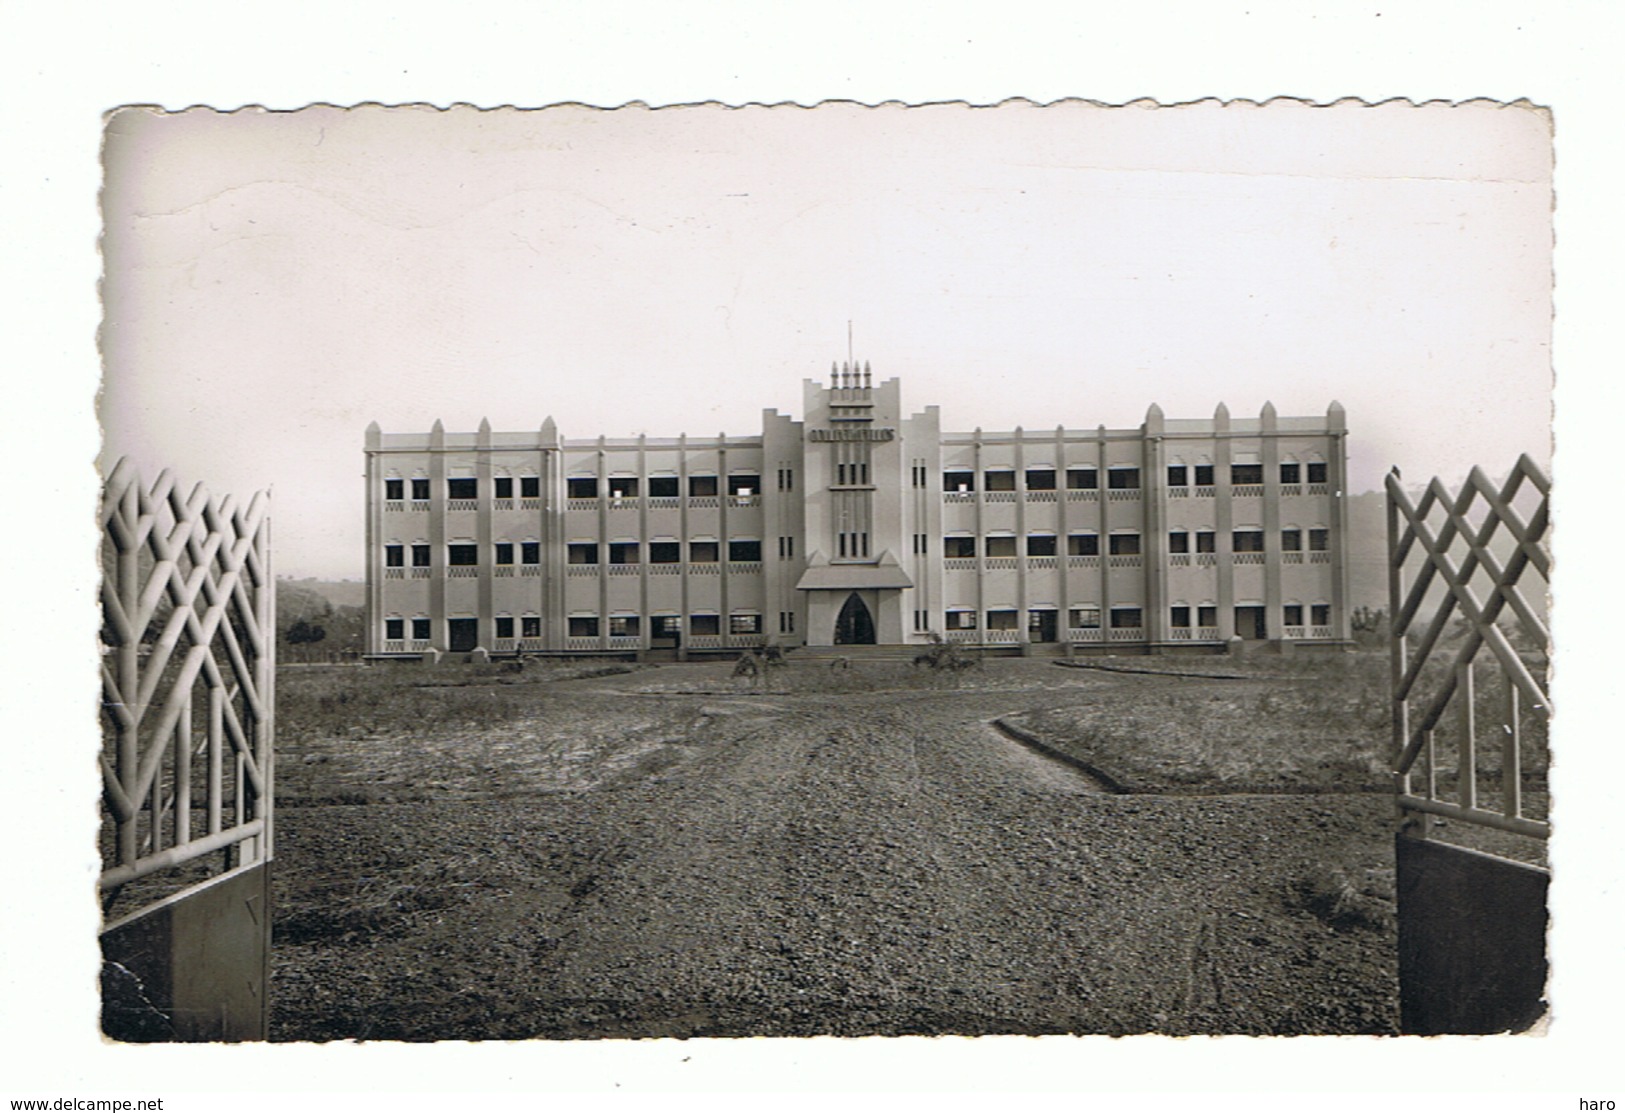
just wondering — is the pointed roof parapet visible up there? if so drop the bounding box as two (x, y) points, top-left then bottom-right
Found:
(1260, 400), (1277, 431)
(1144, 402), (1164, 435)
(1213, 402), (1230, 432)
(365, 420), (381, 449)
(429, 418), (445, 448)
(1327, 399), (1346, 432)
(477, 417), (492, 447)
(540, 415), (559, 448)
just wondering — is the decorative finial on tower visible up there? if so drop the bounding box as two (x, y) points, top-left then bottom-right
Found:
(863, 361), (871, 389)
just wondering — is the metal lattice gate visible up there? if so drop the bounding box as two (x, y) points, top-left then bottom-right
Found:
(99, 459), (274, 1041)
(1386, 455), (1550, 1034)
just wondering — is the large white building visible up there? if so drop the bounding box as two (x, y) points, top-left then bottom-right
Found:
(364, 366), (1350, 658)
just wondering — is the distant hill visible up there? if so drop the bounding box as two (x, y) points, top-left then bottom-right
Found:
(279, 577), (365, 610)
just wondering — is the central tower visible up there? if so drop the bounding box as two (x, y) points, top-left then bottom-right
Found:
(795, 361), (916, 646)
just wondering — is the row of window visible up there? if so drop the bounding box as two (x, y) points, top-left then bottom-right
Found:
(943, 603), (1333, 631)
(383, 539), (776, 567)
(942, 461), (1328, 493)
(385, 460), (1331, 502)
(943, 528), (1330, 558)
(382, 613), (765, 640)
(384, 475), (767, 501)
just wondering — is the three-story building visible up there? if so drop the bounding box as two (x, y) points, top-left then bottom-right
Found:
(364, 365), (1350, 657)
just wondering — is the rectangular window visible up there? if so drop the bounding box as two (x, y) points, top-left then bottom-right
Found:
(690, 540), (719, 563)
(649, 541), (680, 564)
(689, 475), (719, 497)
(730, 613), (762, 635)
(943, 469), (975, 492)
(1170, 606), (1192, 628)
(1067, 533), (1100, 557)
(987, 609), (1019, 631)
(911, 465), (925, 489)
(568, 616), (599, 638)
(522, 615), (541, 638)
(448, 543), (478, 566)
(608, 541), (639, 565)
(1231, 464), (1264, 486)
(385, 617), (404, 640)
(609, 615), (640, 637)
(494, 543), (514, 565)
(1309, 528), (1330, 552)
(385, 478), (404, 500)
(1066, 467), (1099, 490)
(567, 542), (597, 565)
(1307, 462), (1329, 484)
(1168, 530), (1190, 554)
(1107, 467), (1141, 490)
(1195, 530), (1216, 554)
(944, 536), (976, 559)
(495, 616), (514, 639)
(1194, 465), (1215, 487)
(777, 536), (795, 560)
(447, 477), (477, 500)
(1024, 468), (1057, 491)
(494, 476), (513, 499)
(384, 544), (404, 568)
(1069, 606), (1101, 630)
(1232, 530), (1265, 553)
(607, 478), (638, 499)
(1312, 604), (1332, 626)
(411, 478), (430, 501)
(411, 617), (431, 641)
(411, 543), (431, 567)
(1109, 533), (1141, 556)
(1279, 463), (1300, 485)
(1281, 529), (1302, 552)
(984, 470), (1017, 492)
(653, 615), (681, 638)
(567, 477), (598, 499)
(648, 475), (680, 498)
(520, 476), (540, 498)
(1167, 465), (1189, 487)
(779, 611), (796, 634)
(985, 535), (1018, 558)
(947, 609), (978, 630)
(1110, 607), (1143, 629)
(690, 613), (721, 636)
(1283, 604), (1304, 626)
(1026, 534), (1057, 557)
(729, 539), (762, 563)
(1198, 605), (1217, 628)
(522, 541), (541, 565)
(727, 474), (760, 496)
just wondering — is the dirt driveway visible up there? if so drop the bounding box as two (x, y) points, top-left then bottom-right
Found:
(272, 663), (1398, 1039)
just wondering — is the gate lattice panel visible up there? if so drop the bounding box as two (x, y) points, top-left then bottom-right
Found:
(1387, 454), (1550, 840)
(100, 458), (274, 917)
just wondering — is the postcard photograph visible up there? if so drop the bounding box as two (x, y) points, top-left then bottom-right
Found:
(94, 99), (1553, 1043)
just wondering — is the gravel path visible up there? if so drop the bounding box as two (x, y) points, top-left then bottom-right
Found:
(272, 676), (1398, 1040)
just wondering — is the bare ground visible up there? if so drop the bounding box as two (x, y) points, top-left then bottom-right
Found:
(270, 660), (1399, 1040)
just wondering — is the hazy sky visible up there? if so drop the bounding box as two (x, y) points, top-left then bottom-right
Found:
(100, 100), (1552, 580)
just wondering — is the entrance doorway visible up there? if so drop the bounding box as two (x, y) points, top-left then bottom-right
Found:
(448, 618), (478, 652)
(1234, 606), (1267, 641)
(1028, 609), (1058, 643)
(834, 593), (876, 645)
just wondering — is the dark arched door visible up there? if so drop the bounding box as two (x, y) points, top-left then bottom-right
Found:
(834, 592), (876, 645)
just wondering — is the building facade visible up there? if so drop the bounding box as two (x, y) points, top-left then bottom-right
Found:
(364, 366), (1350, 657)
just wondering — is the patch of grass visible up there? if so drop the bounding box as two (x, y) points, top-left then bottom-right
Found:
(1005, 650), (1393, 794)
(1283, 863), (1394, 932)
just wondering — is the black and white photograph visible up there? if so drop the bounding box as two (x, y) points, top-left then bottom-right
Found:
(94, 98), (1551, 1041)
(5, 3), (1622, 1106)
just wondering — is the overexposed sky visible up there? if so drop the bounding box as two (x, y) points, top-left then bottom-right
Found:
(101, 100), (1552, 579)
